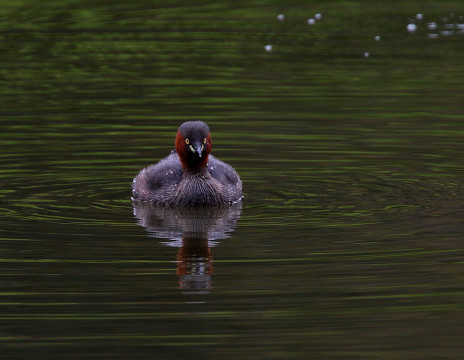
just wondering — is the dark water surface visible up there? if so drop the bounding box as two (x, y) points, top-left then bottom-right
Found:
(1, 1), (464, 359)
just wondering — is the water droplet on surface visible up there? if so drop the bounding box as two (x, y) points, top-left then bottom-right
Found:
(277, 14), (285, 21)
(407, 23), (417, 33)
(374, 35), (381, 41)
(314, 13), (322, 20)
(427, 22), (437, 30)
(264, 44), (273, 52)
(428, 33), (439, 39)
(416, 13), (423, 20)
(363, 52), (370, 58)
(307, 18), (316, 25)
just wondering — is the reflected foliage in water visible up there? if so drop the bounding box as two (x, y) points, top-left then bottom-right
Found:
(1, 1), (464, 359)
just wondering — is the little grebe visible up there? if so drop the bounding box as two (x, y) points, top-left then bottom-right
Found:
(132, 121), (242, 206)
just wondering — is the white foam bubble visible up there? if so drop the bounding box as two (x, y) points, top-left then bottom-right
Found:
(407, 23), (417, 33)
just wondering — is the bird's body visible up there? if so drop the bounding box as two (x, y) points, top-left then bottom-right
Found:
(132, 121), (242, 206)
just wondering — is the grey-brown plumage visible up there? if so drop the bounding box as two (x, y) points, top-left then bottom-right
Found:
(132, 121), (242, 206)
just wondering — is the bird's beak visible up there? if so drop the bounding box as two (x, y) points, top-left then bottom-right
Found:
(193, 143), (203, 158)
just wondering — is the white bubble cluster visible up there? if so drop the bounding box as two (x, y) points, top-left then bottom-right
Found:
(265, 11), (464, 55)
(413, 12), (464, 39)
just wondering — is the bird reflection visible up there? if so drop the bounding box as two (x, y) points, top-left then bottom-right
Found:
(132, 202), (242, 293)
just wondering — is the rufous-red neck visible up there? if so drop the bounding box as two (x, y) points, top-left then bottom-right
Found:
(175, 131), (211, 172)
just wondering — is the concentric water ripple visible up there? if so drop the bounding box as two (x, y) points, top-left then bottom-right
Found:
(243, 170), (464, 230)
(1, 175), (131, 226)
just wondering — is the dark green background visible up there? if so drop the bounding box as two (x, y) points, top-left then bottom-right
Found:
(1, 1), (464, 359)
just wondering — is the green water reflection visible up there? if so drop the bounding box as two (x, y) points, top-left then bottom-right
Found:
(1, 1), (464, 359)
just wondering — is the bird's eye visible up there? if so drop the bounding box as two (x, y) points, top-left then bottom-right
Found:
(203, 138), (207, 144)
(185, 138), (190, 145)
